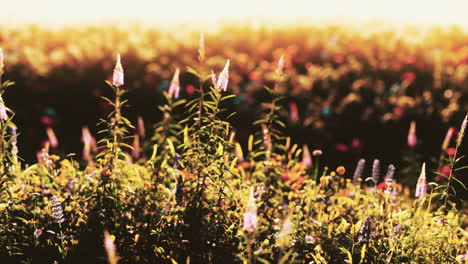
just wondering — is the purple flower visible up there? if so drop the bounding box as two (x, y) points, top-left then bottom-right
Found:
(358, 216), (372, 244)
(50, 195), (64, 224)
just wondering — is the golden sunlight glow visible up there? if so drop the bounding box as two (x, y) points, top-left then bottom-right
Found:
(2, 0), (468, 28)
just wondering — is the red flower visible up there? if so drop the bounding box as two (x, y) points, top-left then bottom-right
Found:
(446, 147), (456, 156)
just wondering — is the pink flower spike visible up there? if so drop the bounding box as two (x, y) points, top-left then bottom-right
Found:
(168, 68), (180, 99)
(415, 162), (427, 199)
(0, 95), (7, 121)
(46, 127), (59, 148)
(137, 116), (145, 138)
(112, 53), (124, 87)
(407, 121), (417, 147)
(0, 47), (4, 77)
(216, 59), (230, 92)
(243, 187), (257, 232)
(211, 70), (217, 87)
(132, 133), (140, 159)
(441, 127), (454, 151)
(302, 145), (312, 168)
(276, 55), (284, 74)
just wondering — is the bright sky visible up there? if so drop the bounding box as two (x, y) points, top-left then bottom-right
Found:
(2, 0), (468, 28)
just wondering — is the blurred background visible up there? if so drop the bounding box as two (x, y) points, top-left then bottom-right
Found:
(1, 0), (467, 186)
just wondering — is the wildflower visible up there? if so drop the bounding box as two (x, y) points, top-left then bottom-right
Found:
(276, 55), (284, 75)
(336, 166), (346, 176)
(352, 159), (366, 184)
(37, 148), (52, 167)
(137, 116), (145, 138)
(0, 47), (3, 78)
(168, 68), (180, 99)
(305, 235), (315, 244)
(46, 127), (58, 148)
(441, 127), (454, 150)
(0, 95), (7, 121)
(446, 147), (456, 156)
(312, 149), (323, 156)
(131, 133), (140, 159)
(302, 145), (312, 168)
(243, 187), (257, 233)
(407, 121), (417, 147)
(415, 163), (427, 199)
(384, 164), (396, 195)
(8, 126), (18, 155)
(456, 113), (467, 147)
(33, 229), (42, 238)
(372, 159), (380, 184)
(358, 216), (372, 244)
(49, 195), (64, 224)
(81, 126), (96, 161)
(289, 102), (299, 123)
(104, 230), (119, 264)
(112, 53), (124, 87)
(212, 59), (230, 92)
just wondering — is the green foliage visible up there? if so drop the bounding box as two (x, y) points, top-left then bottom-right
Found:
(0, 64), (466, 264)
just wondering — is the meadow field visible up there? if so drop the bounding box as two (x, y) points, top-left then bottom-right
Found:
(0, 24), (467, 263)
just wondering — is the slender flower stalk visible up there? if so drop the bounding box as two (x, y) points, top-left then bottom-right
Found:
(81, 126), (96, 161)
(371, 159), (380, 184)
(276, 55), (285, 75)
(0, 47), (4, 81)
(384, 164), (396, 195)
(104, 230), (119, 264)
(131, 133), (140, 159)
(168, 68), (180, 99)
(50, 195), (65, 224)
(407, 121), (417, 147)
(443, 113), (467, 207)
(302, 145), (312, 168)
(456, 114), (467, 148)
(46, 127), (59, 148)
(441, 127), (455, 151)
(352, 159), (366, 184)
(112, 54), (124, 87)
(243, 187), (257, 233)
(212, 59), (230, 92)
(0, 95), (7, 122)
(137, 116), (145, 138)
(358, 216), (372, 244)
(415, 163), (427, 199)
